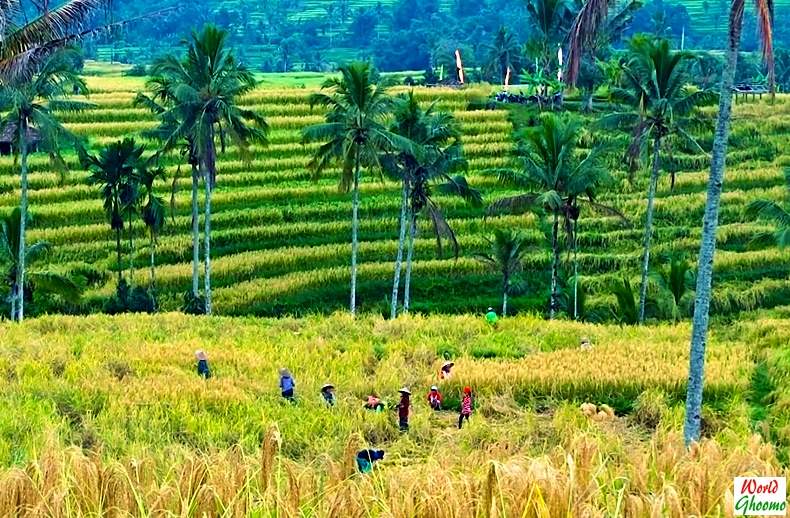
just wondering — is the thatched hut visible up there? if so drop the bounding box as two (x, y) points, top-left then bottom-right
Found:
(0, 123), (41, 156)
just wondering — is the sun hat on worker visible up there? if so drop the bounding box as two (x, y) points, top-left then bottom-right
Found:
(195, 350), (207, 361)
(487, 307), (493, 311)
(430, 385), (438, 391)
(442, 361), (454, 368)
(398, 387), (411, 395)
(321, 383), (334, 391)
(279, 368), (291, 377)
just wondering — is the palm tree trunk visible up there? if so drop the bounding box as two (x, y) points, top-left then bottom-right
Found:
(15, 119), (29, 321)
(403, 212), (417, 313)
(115, 227), (122, 286)
(149, 228), (156, 292)
(550, 213), (560, 319)
(638, 135), (662, 324)
(191, 163), (200, 299)
(204, 127), (217, 316)
(390, 178), (409, 319)
(502, 274), (508, 316)
(10, 284), (17, 320)
(128, 208), (134, 287)
(573, 219), (579, 320)
(349, 146), (360, 316)
(684, 1), (744, 447)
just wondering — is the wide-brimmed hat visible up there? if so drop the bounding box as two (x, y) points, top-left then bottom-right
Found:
(398, 387), (411, 395)
(279, 368), (291, 377)
(430, 385), (438, 391)
(321, 383), (334, 391)
(195, 350), (207, 361)
(442, 361), (454, 369)
(487, 307), (493, 311)
(580, 337), (590, 343)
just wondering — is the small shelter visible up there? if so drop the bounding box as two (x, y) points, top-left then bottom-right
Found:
(0, 123), (41, 156)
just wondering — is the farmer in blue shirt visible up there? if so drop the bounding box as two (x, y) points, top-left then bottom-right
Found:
(279, 368), (296, 401)
(356, 449), (385, 473)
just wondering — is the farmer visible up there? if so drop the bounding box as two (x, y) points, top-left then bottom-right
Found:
(364, 394), (385, 412)
(397, 388), (411, 431)
(427, 385), (443, 410)
(195, 350), (211, 379)
(320, 383), (336, 406)
(485, 307), (498, 327)
(458, 386), (473, 429)
(439, 361), (454, 380)
(279, 368), (296, 401)
(580, 337), (592, 350)
(356, 449), (385, 474)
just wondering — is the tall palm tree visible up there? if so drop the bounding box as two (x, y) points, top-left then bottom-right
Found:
(139, 163), (166, 297)
(488, 113), (615, 319)
(134, 75), (202, 305)
(81, 138), (144, 287)
(0, 49), (88, 321)
(603, 36), (714, 324)
(524, 0), (572, 74)
(747, 168), (790, 249)
(0, 208), (81, 319)
(383, 92), (480, 318)
(475, 229), (531, 316)
(684, 0), (774, 446)
(302, 62), (408, 316)
(153, 25), (269, 315)
(484, 26), (521, 85)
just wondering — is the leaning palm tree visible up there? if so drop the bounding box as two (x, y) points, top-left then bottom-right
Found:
(0, 208), (82, 319)
(134, 75), (203, 306)
(138, 163), (166, 298)
(488, 113), (616, 319)
(602, 36), (714, 324)
(383, 92), (480, 318)
(683, 0), (774, 446)
(475, 229), (531, 316)
(153, 25), (269, 315)
(747, 168), (790, 249)
(0, 48), (89, 321)
(80, 138), (144, 288)
(302, 62), (408, 315)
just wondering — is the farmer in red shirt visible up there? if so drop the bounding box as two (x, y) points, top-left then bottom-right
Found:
(458, 386), (473, 429)
(427, 385), (443, 410)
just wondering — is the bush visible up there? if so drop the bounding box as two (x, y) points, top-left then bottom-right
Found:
(125, 63), (148, 76)
(103, 280), (156, 314)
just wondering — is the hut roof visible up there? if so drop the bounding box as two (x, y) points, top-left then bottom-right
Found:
(0, 123), (41, 144)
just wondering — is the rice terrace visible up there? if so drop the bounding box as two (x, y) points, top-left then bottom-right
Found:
(0, 0), (790, 516)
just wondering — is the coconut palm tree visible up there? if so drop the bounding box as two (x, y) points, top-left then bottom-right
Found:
(524, 0), (572, 74)
(138, 163), (166, 298)
(383, 92), (480, 318)
(747, 168), (790, 249)
(1, 208), (82, 319)
(302, 62), (409, 316)
(475, 229), (531, 316)
(134, 75), (203, 307)
(684, 0), (774, 446)
(153, 25), (269, 315)
(488, 113), (617, 319)
(81, 138), (144, 288)
(484, 26), (521, 85)
(602, 36), (714, 324)
(0, 48), (88, 321)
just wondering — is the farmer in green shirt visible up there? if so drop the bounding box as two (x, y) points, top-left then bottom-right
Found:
(485, 307), (498, 327)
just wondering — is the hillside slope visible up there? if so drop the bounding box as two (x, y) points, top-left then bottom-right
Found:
(0, 72), (788, 317)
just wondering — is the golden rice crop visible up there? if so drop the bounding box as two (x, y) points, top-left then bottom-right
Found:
(0, 312), (784, 516)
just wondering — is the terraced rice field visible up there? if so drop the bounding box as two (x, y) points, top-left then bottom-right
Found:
(2, 73), (789, 317)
